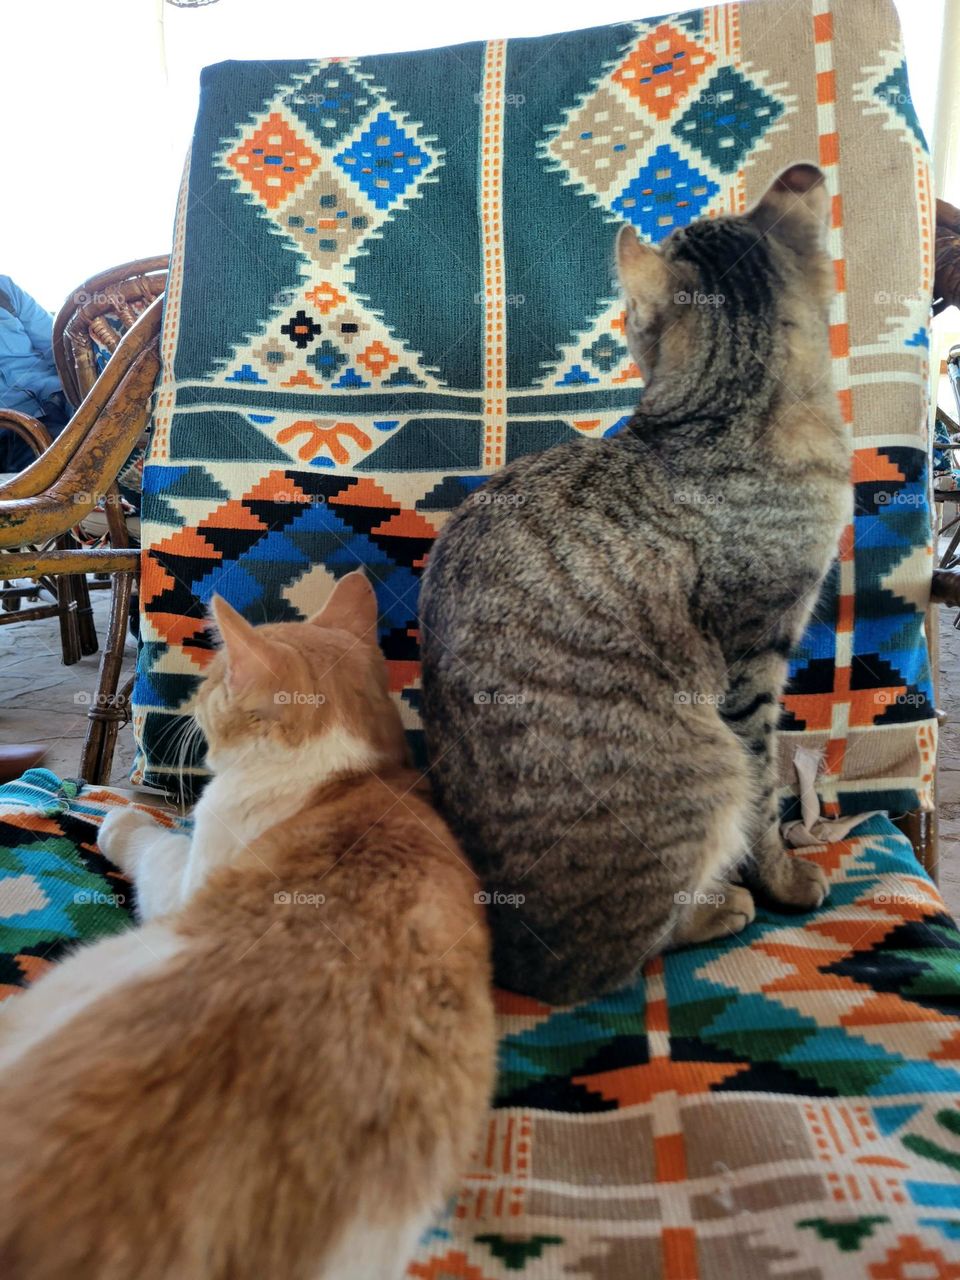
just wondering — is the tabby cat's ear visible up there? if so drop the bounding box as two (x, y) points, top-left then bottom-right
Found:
(749, 163), (829, 251)
(209, 595), (279, 694)
(309, 571), (379, 641)
(616, 225), (671, 326)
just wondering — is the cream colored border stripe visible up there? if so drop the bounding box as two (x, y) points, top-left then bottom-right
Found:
(480, 40), (508, 470)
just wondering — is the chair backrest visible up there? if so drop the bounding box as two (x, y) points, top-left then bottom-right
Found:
(131, 0), (936, 814)
(53, 257), (168, 407)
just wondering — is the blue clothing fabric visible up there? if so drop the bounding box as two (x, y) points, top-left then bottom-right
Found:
(0, 275), (62, 418)
(0, 276), (73, 470)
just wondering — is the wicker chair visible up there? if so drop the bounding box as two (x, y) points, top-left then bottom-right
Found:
(0, 293), (163, 784)
(0, 259), (169, 677)
(0, 413), (93, 664)
(53, 256), (168, 407)
(54, 258), (168, 634)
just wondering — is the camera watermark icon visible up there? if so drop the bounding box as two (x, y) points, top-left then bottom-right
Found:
(675, 889), (727, 906)
(473, 690), (526, 706)
(674, 290), (725, 307)
(74, 889), (127, 906)
(474, 890), (526, 907)
(873, 690), (925, 707)
(875, 90), (911, 108)
(873, 890), (925, 907)
(674, 490), (724, 505)
(874, 490), (924, 508)
(73, 490), (127, 506)
(74, 691), (114, 707)
(473, 290), (525, 306)
(691, 92), (735, 106)
(473, 91), (525, 107)
(273, 490), (318, 506)
(274, 890), (326, 907)
(274, 691), (327, 706)
(473, 491), (525, 506)
(873, 290), (924, 306)
(72, 289), (116, 307)
(674, 691), (726, 706)
(282, 92), (327, 108)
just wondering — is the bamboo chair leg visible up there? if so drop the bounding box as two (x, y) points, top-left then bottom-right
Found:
(894, 809), (939, 882)
(89, 672), (134, 787)
(54, 561), (82, 666)
(78, 570), (134, 784)
(73, 571), (98, 656)
(940, 517), (960, 569)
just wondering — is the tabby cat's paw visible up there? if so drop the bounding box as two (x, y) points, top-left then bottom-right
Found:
(765, 853), (828, 911)
(674, 882), (756, 945)
(98, 807), (160, 872)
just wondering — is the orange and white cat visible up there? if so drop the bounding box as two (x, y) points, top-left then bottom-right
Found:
(0, 572), (495, 1280)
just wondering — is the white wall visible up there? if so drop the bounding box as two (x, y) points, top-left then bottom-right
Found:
(0, 0), (946, 311)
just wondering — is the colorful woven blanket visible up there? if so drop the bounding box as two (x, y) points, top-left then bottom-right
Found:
(0, 777), (957, 1276)
(132, 0), (936, 816)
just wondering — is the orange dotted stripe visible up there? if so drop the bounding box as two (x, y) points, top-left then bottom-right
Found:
(647, 994), (670, 1034)
(813, 11), (833, 41)
(654, 1132), (687, 1184)
(152, 148), (192, 461)
(729, 5), (746, 215)
(662, 1227), (699, 1280)
(918, 719), (937, 805)
(917, 130), (934, 293)
(458, 1111), (529, 1222)
(813, 0), (853, 809)
(480, 40), (507, 470)
(817, 69), (837, 104)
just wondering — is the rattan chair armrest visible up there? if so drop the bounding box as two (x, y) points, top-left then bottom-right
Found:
(1, 297), (163, 502)
(0, 411), (54, 469)
(0, 338), (160, 549)
(0, 546), (139, 577)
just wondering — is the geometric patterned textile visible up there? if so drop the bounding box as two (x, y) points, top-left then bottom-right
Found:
(2, 790), (958, 1277)
(0, 771), (140, 991)
(132, 0), (937, 815)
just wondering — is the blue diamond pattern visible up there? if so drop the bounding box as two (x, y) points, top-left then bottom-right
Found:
(612, 144), (720, 241)
(671, 65), (784, 175)
(334, 111), (430, 210)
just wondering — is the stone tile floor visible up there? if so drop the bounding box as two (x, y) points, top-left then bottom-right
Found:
(0, 584), (138, 786)
(1, 579), (958, 917)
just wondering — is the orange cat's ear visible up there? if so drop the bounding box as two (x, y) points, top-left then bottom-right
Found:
(309, 571), (379, 641)
(750, 163), (829, 249)
(616, 225), (670, 325)
(209, 595), (279, 693)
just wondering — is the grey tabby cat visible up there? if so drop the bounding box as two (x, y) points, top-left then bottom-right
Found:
(419, 164), (852, 1006)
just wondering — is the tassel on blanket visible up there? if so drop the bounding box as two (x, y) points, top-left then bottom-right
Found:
(782, 747), (884, 847)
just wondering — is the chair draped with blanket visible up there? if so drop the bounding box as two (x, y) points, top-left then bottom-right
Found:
(1, 3), (959, 1277)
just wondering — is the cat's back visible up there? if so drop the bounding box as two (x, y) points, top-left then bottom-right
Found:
(428, 432), (673, 570)
(253, 768), (490, 961)
(421, 431), (698, 657)
(0, 772), (494, 1280)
